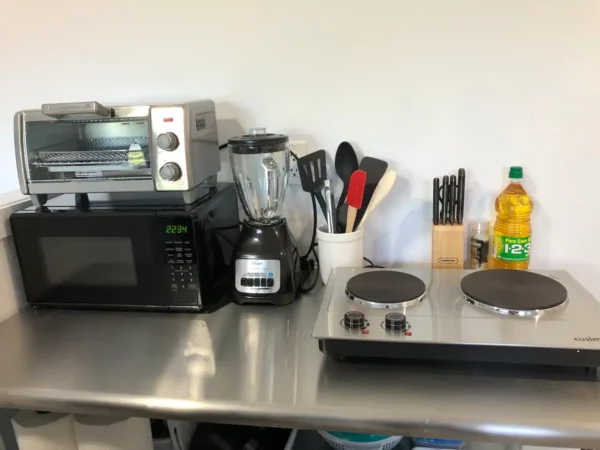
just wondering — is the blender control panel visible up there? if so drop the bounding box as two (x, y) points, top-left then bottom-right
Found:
(235, 259), (280, 294)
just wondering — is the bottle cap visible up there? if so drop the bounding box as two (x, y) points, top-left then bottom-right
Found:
(509, 166), (523, 179)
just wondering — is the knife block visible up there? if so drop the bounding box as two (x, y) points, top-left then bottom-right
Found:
(432, 225), (465, 269)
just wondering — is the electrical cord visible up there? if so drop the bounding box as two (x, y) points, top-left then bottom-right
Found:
(299, 192), (320, 293)
(219, 143), (228, 150)
(363, 256), (384, 269)
(288, 149), (319, 293)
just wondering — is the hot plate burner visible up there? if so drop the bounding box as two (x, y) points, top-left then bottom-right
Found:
(346, 270), (426, 308)
(461, 269), (568, 317)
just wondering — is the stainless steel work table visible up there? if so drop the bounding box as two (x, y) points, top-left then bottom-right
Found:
(0, 287), (599, 447)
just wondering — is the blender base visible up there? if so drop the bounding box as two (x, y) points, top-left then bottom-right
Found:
(232, 219), (302, 306)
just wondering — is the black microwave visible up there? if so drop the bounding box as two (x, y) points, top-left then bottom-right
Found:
(10, 184), (239, 312)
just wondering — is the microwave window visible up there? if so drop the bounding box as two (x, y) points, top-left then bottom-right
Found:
(40, 237), (137, 286)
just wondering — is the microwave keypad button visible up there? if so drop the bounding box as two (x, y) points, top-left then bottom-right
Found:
(156, 132), (179, 151)
(159, 162), (182, 181)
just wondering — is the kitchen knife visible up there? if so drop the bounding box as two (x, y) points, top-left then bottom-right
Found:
(457, 168), (465, 225)
(441, 175), (449, 225)
(345, 170), (367, 233)
(433, 178), (440, 225)
(449, 175), (456, 225)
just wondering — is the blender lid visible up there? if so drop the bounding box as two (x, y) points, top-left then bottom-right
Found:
(228, 128), (289, 154)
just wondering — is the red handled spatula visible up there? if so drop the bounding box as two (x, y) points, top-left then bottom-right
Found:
(345, 170), (367, 233)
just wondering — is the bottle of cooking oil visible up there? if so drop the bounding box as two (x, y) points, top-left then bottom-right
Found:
(490, 166), (533, 270)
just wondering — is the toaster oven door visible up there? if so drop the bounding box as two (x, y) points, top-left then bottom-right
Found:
(20, 105), (152, 186)
(11, 211), (201, 311)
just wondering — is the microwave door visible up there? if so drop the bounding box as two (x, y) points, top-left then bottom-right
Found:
(11, 212), (173, 310)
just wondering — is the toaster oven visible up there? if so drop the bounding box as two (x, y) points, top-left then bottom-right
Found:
(14, 100), (220, 207)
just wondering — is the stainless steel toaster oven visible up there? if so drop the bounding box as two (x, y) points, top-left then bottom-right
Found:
(15, 100), (220, 206)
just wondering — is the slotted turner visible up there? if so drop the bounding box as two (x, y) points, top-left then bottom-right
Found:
(298, 150), (328, 218)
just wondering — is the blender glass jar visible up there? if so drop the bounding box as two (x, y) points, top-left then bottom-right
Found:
(228, 128), (290, 225)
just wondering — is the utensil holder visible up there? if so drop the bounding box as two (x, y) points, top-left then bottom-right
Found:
(432, 225), (464, 269)
(317, 225), (364, 284)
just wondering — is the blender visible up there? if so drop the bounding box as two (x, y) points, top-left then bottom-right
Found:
(228, 128), (301, 305)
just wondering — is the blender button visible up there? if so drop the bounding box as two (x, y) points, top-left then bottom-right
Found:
(247, 278), (254, 287)
(253, 277), (260, 286)
(240, 278), (247, 286)
(260, 278), (267, 287)
(267, 278), (274, 287)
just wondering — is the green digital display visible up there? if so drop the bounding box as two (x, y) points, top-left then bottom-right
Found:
(165, 225), (189, 234)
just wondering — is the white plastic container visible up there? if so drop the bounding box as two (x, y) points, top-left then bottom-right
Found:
(316, 225), (364, 284)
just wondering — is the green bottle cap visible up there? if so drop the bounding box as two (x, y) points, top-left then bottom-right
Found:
(509, 166), (523, 179)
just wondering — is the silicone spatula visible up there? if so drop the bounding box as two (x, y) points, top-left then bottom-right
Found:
(345, 170), (367, 233)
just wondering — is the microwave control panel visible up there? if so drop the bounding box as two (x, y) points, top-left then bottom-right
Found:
(163, 220), (199, 296)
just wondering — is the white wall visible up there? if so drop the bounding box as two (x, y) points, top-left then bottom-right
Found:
(1, 0), (599, 296)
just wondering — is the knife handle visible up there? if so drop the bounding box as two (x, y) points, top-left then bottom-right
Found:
(433, 178), (440, 225)
(449, 175), (456, 225)
(457, 168), (465, 224)
(441, 176), (449, 225)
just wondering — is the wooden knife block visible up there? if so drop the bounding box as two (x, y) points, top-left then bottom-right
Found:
(432, 225), (464, 269)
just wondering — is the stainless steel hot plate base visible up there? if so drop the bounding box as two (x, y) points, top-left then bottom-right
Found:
(312, 268), (600, 367)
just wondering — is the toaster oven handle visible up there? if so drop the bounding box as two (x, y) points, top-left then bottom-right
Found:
(41, 101), (111, 119)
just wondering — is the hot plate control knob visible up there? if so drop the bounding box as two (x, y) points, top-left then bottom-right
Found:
(156, 132), (179, 151)
(159, 163), (182, 181)
(344, 311), (365, 329)
(385, 312), (408, 331)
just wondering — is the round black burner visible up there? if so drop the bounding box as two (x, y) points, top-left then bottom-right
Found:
(346, 271), (426, 308)
(461, 270), (568, 316)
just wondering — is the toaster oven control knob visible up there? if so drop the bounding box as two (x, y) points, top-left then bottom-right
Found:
(159, 163), (182, 181)
(344, 311), (365, 329)
(385, 312), (407, 331)
(156, 132), (179, 151)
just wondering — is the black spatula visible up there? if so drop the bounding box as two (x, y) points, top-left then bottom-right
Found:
(354, 156), (388, 230)
(298, 150), (328, 218)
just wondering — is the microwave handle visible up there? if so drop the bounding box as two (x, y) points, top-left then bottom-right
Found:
(41, 101), (111, 118)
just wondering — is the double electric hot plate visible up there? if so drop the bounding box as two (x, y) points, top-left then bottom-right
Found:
(313, 268), (600, 367)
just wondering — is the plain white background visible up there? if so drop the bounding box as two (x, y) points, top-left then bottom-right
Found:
(1, 0), (599, 296)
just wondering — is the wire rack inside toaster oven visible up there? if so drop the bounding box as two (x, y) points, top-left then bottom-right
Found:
(36, 137), (150, 165)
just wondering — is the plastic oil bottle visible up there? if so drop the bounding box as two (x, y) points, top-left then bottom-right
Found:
(490, 166), (533, 270)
